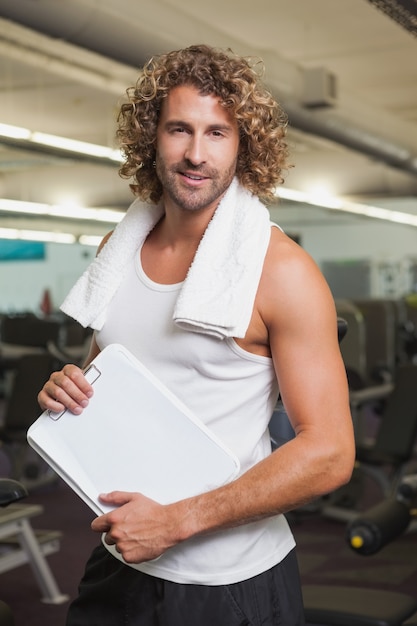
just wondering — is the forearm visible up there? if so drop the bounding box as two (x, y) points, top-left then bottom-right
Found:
(95, 424), (354, 563)
(172, 432), (354, 543)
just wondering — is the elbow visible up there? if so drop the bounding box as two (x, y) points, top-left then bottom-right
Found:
(319, 415), (356, 493)
(333, 459), (355, 490)
(323, 445), (356, 493)
(305, 428), (356, 496)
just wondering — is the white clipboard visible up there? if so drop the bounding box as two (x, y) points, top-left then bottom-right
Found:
(27, 343), (240, 515)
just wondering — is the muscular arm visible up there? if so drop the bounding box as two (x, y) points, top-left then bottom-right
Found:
(93, 230), (355, 563)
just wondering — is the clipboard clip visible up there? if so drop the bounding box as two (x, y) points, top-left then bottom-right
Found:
(47, 364), (102, 421)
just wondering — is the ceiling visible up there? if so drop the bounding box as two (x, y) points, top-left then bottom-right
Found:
(0, 0), (416, 240)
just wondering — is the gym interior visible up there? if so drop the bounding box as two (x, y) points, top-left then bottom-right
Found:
(0, 1), (417, 624)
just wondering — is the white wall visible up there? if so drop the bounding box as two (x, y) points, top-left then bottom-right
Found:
(0, 242), (96, 314)
(300, 220), (417, 266)
(289, 219), (417, 298)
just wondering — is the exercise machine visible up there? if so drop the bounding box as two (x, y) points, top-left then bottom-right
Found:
(304, 473), (417, 626)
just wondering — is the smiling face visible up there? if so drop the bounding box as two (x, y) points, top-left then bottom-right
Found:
(155, 85), (240, 214)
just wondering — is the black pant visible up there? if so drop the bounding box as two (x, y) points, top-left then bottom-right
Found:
(66, 545), (305, 626)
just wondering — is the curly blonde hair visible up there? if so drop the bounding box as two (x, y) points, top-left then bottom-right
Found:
(117, 44), (290, 204)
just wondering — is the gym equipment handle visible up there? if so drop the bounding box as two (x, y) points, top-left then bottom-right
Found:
(346, 498), (411, 555)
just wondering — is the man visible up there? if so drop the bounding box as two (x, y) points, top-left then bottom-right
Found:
(38, 44), (355, 625)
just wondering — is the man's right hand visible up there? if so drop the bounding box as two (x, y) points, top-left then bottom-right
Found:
(38, 364), (94, 415)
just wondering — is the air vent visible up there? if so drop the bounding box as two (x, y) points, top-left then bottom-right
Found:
(302, 67), (338, 109)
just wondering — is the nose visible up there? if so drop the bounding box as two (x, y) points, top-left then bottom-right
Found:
(184, 134), (206, 166)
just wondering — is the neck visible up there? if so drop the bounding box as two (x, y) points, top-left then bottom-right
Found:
(156, 200), (218, 248)
(141, 199), (217, 284)
(143, 211), (210, 284)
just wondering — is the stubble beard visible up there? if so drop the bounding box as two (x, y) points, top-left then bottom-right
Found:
(155, 158), (237, 213)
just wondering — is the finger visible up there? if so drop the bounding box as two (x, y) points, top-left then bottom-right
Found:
(37, 389), (67, 413)
(39, 367), (93, 414)
(40, 382), (86, 415)
(91, 514), (110, 533)
(59, 364), (95, 398)
(103, 536), (123, 555)
(98, 491), (135, 506)
(104, 533), (116, 547)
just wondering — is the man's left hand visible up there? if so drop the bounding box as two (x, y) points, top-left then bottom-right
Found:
(91, 491), (181, 563)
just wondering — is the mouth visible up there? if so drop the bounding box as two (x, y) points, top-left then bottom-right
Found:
(180, 170), (209, 183)
(185, 173), (204, 180)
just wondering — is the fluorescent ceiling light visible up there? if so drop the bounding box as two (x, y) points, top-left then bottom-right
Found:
(19, 230), (76, 244)
(0, 123), (122, 162)
(31, 132), (122, 161)
(276, 187), (417, 227)
(0, 123), (31, 140)
(78, 235), (105, 247)
(0, 227), (75, 244)
(0, 199), (124, 223)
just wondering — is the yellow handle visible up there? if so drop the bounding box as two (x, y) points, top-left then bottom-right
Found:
(350, 535), (364, 549)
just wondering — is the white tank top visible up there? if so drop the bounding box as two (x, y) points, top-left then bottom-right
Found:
(96, 246), (295, 585)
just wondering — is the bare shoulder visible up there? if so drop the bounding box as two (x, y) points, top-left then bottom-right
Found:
(237, 227), (337, 357)
(261, 226), (328, 292)
(258, 226), (337, 332)
(97, 230), (114, 255)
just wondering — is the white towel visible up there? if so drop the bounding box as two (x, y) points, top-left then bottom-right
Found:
(61, 177), (272, 339)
